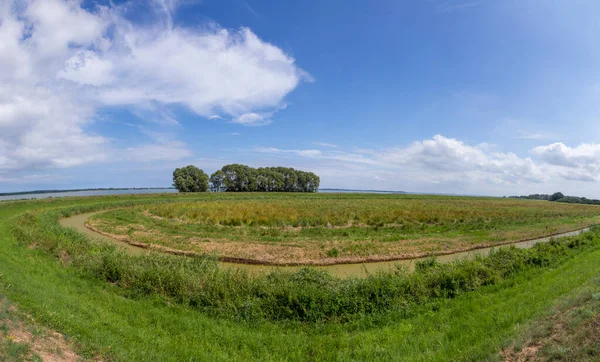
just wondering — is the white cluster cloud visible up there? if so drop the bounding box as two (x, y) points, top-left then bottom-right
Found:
(254, 134), (600, 193)
(91, 25), (306, 119)
(0, 0), (109, 171)
(0, 0), (306, 177)
(255, 135), (547, 186)
(383, 135), (546, 183)
(532, 142), (600, 182)
(232, 113), (273, 126)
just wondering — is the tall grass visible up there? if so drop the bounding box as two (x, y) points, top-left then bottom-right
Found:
(11, 204), (600, 323)
(89, 194), (600, 262)
(143, 197), (600, 228)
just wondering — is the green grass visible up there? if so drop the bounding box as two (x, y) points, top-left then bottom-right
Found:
(0, 296), (61, 361)
(1, 193), (600, 360)
(499, 274), (600, 361)
(88, 193), (600, 264)
(14, 196), (600, 323)
(0, 340), (32, 362)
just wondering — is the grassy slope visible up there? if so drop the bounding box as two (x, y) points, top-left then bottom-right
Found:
(0, 296), (80, 361)
(499, 275), (600, 361)
(1, 195), (600, 360)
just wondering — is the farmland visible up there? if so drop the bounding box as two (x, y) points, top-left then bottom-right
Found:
(87, 193), (600, 264)
(1, 193), (600, 361)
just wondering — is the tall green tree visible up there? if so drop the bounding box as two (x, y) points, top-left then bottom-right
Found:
(276, 167), (298, 192)
(211, 164), (319, 192)
(209, 170), (226, 192)
(172, 165), (209, 192)
(295, 170), (320, 192)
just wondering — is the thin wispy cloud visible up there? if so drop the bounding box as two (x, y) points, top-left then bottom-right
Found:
(254, 146), (322, 157)
(515, 132), (558, 141)
(241, 0), (260, 18)
(423, 0), (482, 13)
(313, 142), (338, 148)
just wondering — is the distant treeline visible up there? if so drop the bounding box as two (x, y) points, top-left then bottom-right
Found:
(173, 164), (320, 193)
(0, 187), (173, 197)
(509, 192), (600, 205)
(510, 194), (554, 201)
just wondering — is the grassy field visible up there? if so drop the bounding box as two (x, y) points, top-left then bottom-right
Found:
(1, 193), (600, 361)
(87, 193), (600, 264)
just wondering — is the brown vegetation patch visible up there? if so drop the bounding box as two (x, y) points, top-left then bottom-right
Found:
(84, 215), (589, 265)
(501, 293), (600, 361)
(82, 198), (599, 266)
(0, 298), (80, 362)
(501, 341), (543, 362)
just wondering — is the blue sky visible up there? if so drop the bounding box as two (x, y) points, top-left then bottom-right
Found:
(2, 0), (600, 196)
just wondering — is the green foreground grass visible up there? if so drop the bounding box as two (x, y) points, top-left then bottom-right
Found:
(1, 194), (600, 360)
(499, 276), (600, 361)
(0, 295), (80, 361)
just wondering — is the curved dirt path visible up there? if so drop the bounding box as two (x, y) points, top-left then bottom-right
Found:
(60, 210), (591, 277)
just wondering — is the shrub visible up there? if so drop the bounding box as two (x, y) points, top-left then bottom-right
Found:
(10, 206), (600, 323)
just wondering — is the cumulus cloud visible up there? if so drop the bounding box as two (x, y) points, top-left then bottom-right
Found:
(57, 50), (116, 86)
(532, 142), (600, 182)
(0, 84), (108, 170)
(238, 134), (600, 195)
(255, 135), (547, 185)
(0, 0), (307, 179)
(92, 26), (306, 116)
(383, 135), (545, 182)
(232, 113), (272, 126)
(532, 142), (600, 168)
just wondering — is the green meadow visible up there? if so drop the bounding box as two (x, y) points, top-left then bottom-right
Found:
(1, 193), (600, 360)
(88, 193), (600, 264)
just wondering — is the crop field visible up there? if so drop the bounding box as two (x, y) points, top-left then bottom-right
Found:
(87, 193), (600, 264)
(1, 193), (600, 361)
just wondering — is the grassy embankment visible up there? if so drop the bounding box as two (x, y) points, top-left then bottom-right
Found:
(88, 193), (600, 264)
(500, 277), (600, 361)
(0, 193), (600, 360)
(0, 296), (80, 361)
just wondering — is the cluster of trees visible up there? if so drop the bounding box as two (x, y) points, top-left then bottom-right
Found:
(173, 164), (320, 193)
(509, 192), (600, 205)
(556, 196), (600, 205)
(509, 193), (554, 201)
(509, 192), (565, 201)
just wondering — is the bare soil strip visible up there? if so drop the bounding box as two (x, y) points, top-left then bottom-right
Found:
(0, 297), (80, 362)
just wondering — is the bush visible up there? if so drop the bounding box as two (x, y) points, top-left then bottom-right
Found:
(10, 207), (600, 323)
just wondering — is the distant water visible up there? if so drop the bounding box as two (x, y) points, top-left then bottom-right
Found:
(0, 189), (178, 201)
(319, 188), (405, 194)
(0, 188), (408, 202)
